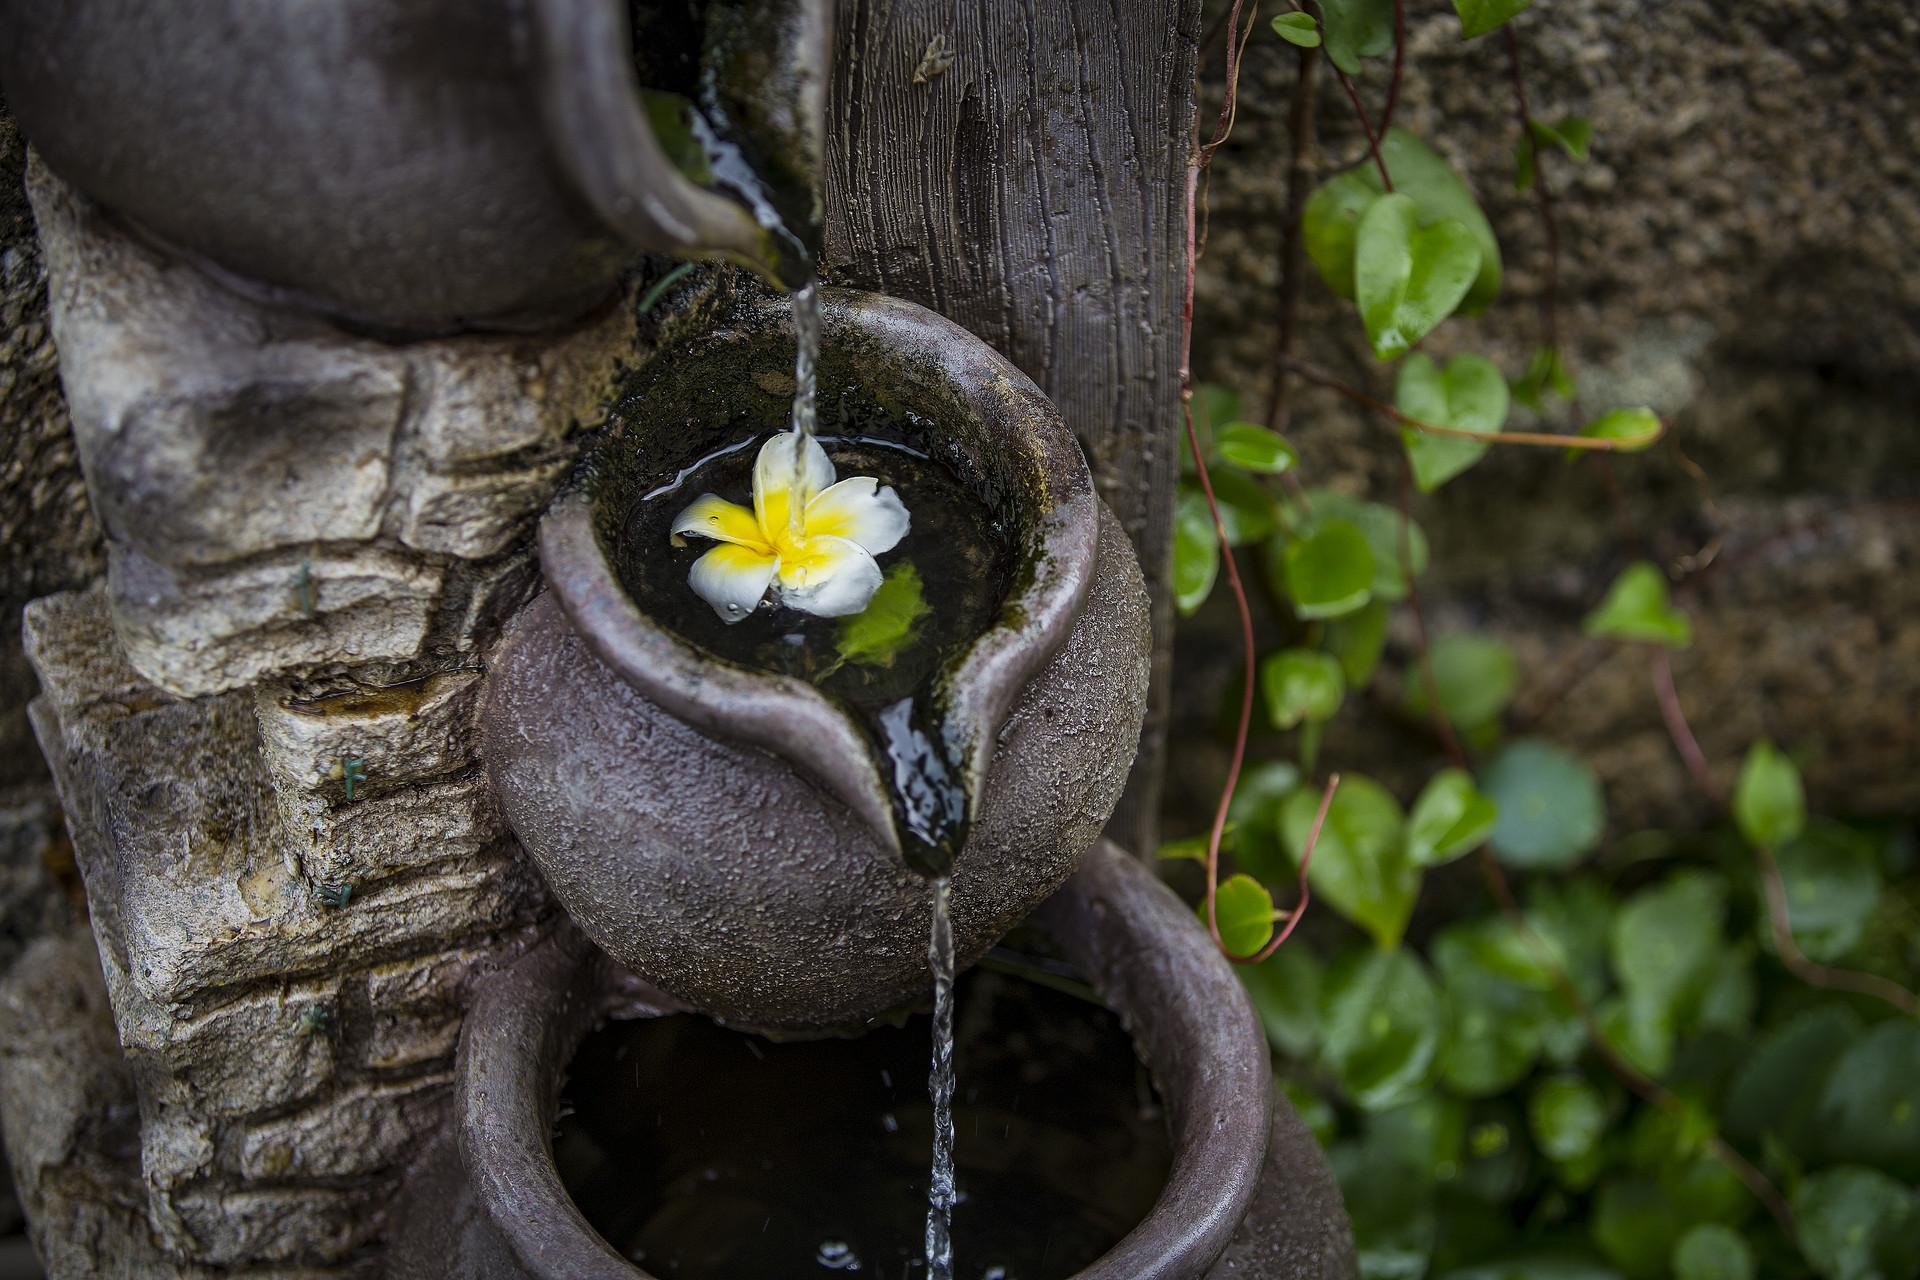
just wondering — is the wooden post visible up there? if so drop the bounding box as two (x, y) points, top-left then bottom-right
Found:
(823, 0), (1202, 857)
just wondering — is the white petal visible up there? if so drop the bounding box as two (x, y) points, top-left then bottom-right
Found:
(687, 543), (778, 623)
(774, 535), (884, 618)
(670, 493), (769, 549)
(753, 431), (836, 534)
(805, 477), (910, 556)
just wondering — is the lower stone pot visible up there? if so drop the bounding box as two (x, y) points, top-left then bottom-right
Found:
(388, 842), (1356, 1279)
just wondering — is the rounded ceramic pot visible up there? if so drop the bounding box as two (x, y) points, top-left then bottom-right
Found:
(481, 286), (1152, 1033)
(388, 842), (1359, 1279)
(0, 0), (827, 332)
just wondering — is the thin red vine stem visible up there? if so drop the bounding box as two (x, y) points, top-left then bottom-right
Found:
(1336, 70), (1394, 192)
(1380, 0), (1406, 133)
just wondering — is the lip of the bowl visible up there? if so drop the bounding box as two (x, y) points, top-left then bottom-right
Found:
(538, 287), (1099, 853)
(456, 841), (1274, 1280)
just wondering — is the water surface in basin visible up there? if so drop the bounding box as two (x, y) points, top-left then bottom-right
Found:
(616, 433), (1015, 875)
(553, 967), (1172, 1279)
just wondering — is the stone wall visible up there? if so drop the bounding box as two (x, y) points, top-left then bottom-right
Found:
(1168, 0), (1920, 832)
(0, 164), (656, 1274)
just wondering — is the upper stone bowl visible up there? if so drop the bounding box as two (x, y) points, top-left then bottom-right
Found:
(479, 284), (1152, 1033)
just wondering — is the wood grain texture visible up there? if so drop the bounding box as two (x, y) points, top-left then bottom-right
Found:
(823, 0), (1202, 856)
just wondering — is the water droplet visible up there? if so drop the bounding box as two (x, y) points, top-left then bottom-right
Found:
(815, 1239), (862, 1270)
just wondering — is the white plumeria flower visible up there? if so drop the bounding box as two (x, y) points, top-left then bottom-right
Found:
(670, 433), (911, 623)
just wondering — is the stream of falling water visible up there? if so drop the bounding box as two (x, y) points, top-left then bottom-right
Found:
(787, 281), (820, 536)
(924, 875), (957, 1280)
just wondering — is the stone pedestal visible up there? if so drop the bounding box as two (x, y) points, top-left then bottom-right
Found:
(1, 161), (663, 1274)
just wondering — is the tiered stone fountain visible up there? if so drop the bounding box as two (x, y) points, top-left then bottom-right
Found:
(0, 2), (1356, 1276)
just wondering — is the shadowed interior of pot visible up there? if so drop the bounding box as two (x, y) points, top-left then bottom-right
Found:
(554, 963), (1173, 1279)
(587, 289), (1045, 873)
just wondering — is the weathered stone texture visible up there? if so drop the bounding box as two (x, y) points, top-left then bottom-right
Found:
(1168, 0), (1920, 829)
(28, 158), (639, 699)
(23, 585), (552, 1271)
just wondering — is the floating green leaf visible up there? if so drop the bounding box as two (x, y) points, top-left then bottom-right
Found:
(1240, 944), (1323, 1058)
(1320, 0), (1394, 74)
(1172, 488), (1220, 615)
(1282, 519), (1376, 620)
(1452, 0), (1533, 39)
(1583, 562), (1692, 647)
(1732, 739), (1805, 848)
(1354, 193), (1482, 360)
(1404, 633), (1519, 731)
(1216, 422), (1300, 474)
(1793, 1167), (1920, 1280)
(835, 563), (931, 667)
(1261, 649), (1347, 730)
(1212, 873), (1278, 957)
(1321, 947), (1442, 1111)
(1407, 768), (1499, 866)
(1672, 1225), (1753, 1280)
(1325, 600), (1390, 687)
(1397, 352), (1510, 491)
(1483, 739), (1604, 869)
(1227, 760), (1302, 884)
(1281, 774), (1416, 947)
(1270, 10), (1322, 47)
(1529, 1076), (1608, 1163)
(1815, 1021), (1920, 1182)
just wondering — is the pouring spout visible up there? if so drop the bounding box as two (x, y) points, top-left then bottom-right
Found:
(531, 0), (831, 291)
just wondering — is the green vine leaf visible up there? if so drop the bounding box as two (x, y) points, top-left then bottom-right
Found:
(834, 563), (932, 668)
(1815, 1021), (1920, 1182)
(1529, 1075), (1608, 1164)
(1320, 0), (1395, 74)
(1354, 193), (1482, 360)
(1583, 561), (1692, 647)
(1673, 1225), (1754, 1280)
(1172, 488), (1220, 615)
(1261, 649), (1347, 730)
(1572, 406), (1662, 454)
(1270, 11), (1322, 47)
(1282, 519), (1376, 620)
(1227, 760), (1303, 884)
(1403, 632), (1518, 731)
(1512, 345), (1576, 407)
(1294, 490), (1428, 603)
(1306, 132), (1503, 313)
(1325, 600), (1390, 687)
(1452, 0), (1534, 40)
(1281, 774), (1416, 947)
(1792, 1167), (1920, 1280)
(1203, 471), (1280, 546)
(1320, 947), (1442, 1110)
(1396, 352), (1510, 491)
(1406, 768), (1499, 866)
(1240, 945), (1324, 1057)
(1215, 422), (1300, 474)
(1732, 739), (1805, 848)
(1212, 872), (1279, 957)
(1483, 739), (1604, 869)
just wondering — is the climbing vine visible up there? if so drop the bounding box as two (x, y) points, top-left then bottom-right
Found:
(1168, 3), (1920, 1278)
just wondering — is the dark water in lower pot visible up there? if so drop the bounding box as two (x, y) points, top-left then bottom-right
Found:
(553, 968), (1172, 1279)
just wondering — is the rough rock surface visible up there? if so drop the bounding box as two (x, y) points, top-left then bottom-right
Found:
(28, 159), (639, 699)
(1170, 0), (1920, 830)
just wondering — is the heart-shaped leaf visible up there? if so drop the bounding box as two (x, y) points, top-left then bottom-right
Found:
(1172, 488), (1220, 615)
(1732, 740), (1805, 849)
(1216, 422), (1299, 474)
(1320, 0), (1394, 74)
(1293, 490), (1428, 602)
(1320, 948), (1441, 1110)
(1355, 194), (1482, 360)
(1281, 774), (1416, 947)
(1261, 649), (1347, 730)
(1583, 561), (1692, 647)
(1452, 0), (1533, 39)
(1270, 11), (1322, 47)
(1395, 352), (1510, 491)
(1483, 739), (1604, 869)
(1305, 131), (1503, 312)
(1282, 519), (1376, 620)
(1406, 767), (1498, 866)
(1211, 873), (1278, 957)
(1403, 632), (1517, 730)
